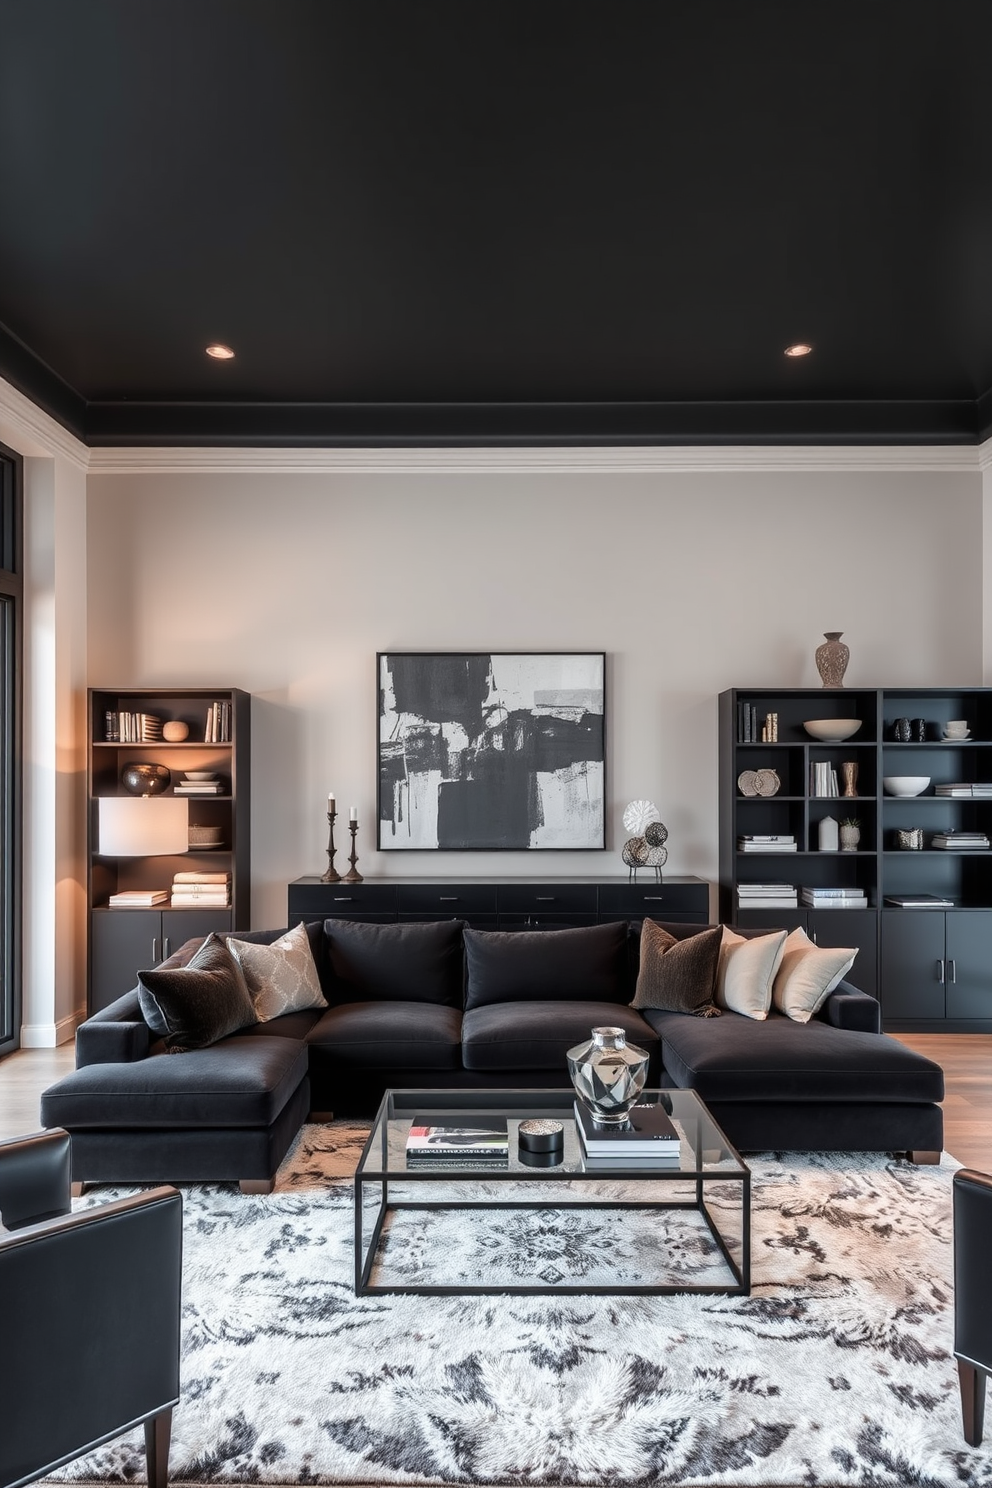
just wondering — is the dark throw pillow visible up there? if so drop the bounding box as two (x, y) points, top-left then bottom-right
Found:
(463, 922), (628, 1009)
(324, 918), (465, 1006)
(630, 919), (722, 1016)
(137, 932), (257, 1051)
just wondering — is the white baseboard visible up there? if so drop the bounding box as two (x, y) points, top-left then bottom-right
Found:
(20, 1011), (84, 1048)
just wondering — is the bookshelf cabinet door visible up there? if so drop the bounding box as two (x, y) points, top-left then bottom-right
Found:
(944, 912), (992, 1021)
(90, 911), (162, 1012)
(879, 912), (946, 1022)
(807, 909), (877, 996)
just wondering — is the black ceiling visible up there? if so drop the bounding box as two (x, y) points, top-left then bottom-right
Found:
(2, 1), (991, 448)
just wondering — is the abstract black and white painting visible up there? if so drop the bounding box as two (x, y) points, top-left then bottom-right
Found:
(378, 652), (605, 850)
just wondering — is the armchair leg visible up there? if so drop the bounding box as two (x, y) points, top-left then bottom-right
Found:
(959, 1360), (986, 1447)
(70, 1181), (87, 1197)
(145, 1405), (173, 1488)
(908, 1150), (941, 1165)
(239, 1178), (275, 1194)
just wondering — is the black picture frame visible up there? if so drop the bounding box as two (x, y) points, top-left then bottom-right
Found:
(377, 651), (606, 851)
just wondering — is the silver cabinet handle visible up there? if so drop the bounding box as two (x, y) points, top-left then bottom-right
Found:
(334, 897), (354, 902)
(438, 896), (459, 901)
(163, 937), (171, 958)
(937, 959), (945, 984)
(536, 896), (556, 901)
(152, 937), (159, 962)
(948, 959), (957, 983)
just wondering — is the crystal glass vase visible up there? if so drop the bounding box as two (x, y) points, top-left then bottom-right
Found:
(567, 1026), (650, 1126)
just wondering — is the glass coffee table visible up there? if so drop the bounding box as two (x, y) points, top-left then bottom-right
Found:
(354, 1088), (750, 1296)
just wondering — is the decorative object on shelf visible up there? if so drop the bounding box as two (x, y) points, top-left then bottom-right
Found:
(188, 824), (224, 848)
(944, 720), (970, 740)
(342, 811), (363, 883)
(622, 799), (660, 834)
(760, 712), (778, 742)
(815, 632), (850, 688)
(883, 775), (930, 797)
(896, 827), (924, 851)
(912, 718), (927, 742)
(737, 770), (759, 797)
(120, 762), (171, 796)
(321, 793), (341, 883)
(566, 1026), (650, 1126)
(98, 796), (189, 856)
(818, 815), (840, 852)
(517, 1118), (564, 1167)
(162, 720), (190, 742)
(892, 718), (912, 742)
(621, 807), (668, 882)
(621, 836), (649, 869)
(839, 818), (861, 852)
(378, 651), (605, 851)
(803, 719), (862, 742)
(754, 768), (780, 797)
(841, 761), (859, 797)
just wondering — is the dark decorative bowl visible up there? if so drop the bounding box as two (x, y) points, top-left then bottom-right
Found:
(121, 762), (171, 796)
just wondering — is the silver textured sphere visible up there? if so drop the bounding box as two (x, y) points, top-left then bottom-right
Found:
(645, 844), (668, 868)
(645, 821), (668, 848)
(621, 836), (649, 866)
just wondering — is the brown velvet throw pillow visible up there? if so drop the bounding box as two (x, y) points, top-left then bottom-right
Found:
(138, 932), (257, 1052)
(630, 920), (723, 1016)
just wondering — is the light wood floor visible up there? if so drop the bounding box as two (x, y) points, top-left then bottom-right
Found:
(1, 1036), (990, 1167)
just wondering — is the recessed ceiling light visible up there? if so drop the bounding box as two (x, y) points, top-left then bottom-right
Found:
(205, 343), (235, 360)
(784, 343), (813, 358)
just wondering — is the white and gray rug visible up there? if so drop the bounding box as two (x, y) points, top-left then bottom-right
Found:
(57, 1125), (992, 1487)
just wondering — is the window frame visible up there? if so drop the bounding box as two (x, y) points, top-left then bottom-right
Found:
(0, 440), (23, 1057)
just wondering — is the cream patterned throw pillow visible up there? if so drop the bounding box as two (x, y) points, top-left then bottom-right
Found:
(715, 927), (788, 1020)
(226, 923), (327, 1022)
(772, 926), (857, 1023)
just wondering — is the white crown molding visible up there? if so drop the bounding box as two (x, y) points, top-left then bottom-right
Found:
(87, 442), (985, 477)
(0, 376), (88, 468)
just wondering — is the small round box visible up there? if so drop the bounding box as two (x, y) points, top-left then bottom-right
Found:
(518, 1118), (564, 1155)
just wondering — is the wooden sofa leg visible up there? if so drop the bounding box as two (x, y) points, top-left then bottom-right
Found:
(239, 1178), (275, 1194)
(959, 1359), (986, 1447)
(908, 1150), (941, 1165)
(309, 1110), (336, 1122)
(70, 1181), (87, 1197)
(145, 1405), (173, 1488)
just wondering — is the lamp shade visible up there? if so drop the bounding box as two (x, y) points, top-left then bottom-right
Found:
(99, 796), (189, 856)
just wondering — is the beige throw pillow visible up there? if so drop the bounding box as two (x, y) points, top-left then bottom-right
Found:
(226, 922), (327, 1022)
(715, 927), (787, 1020)
(772, 926), (857, 1023)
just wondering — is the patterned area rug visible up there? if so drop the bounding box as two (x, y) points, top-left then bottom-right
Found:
(56, 1125), (992, 1487)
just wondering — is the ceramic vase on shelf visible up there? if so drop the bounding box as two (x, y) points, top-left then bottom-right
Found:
(567, 1026), (649, 1126)
(841, 761), (858, 797)
(839, 822), (860, 852)
(818, 815), (839, 852)
(815, 632), (850, 688)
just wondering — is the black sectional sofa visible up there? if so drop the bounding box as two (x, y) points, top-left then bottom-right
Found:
(41, 919), (945, 1191)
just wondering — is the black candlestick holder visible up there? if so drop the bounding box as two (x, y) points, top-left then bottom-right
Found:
(342, 820), (363, 883)
(320, 808), (341, 883)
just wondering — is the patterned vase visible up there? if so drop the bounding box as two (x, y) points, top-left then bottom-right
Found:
(815, 632), (850, 688)
(839, 824), (860, 852)
(567, 1026), (649, 1126)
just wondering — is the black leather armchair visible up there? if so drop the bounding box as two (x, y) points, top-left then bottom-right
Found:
(0, 1129), (182, 1488)
(953, 1167), (992, 1446)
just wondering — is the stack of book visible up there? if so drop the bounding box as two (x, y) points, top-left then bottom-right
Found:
(204, 701), (232, 743)
(170, 871), (230, 908)
(737, 882), (798, 909)
(737, 703), (759, 742)
(738, 834), (796, 853)
(936, 783), (992, 798)
(810, 762), (840, 797)
(103, 711), (162, 743)
(108, 888), (168, 908)
(931, 831), (990, 850)
(801, 886), (868, 909)
(405, 1115), (509, 1168)
(885, 893), (955, 909)
(575, 1101), (682, 1169)
(174, 773), (223, 795)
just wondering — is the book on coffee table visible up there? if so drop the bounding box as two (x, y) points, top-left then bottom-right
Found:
(574, 1100), (680, 1157)
(406, 1114), (509, 1164)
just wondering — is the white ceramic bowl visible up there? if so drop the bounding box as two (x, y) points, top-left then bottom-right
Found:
(882, 775), (931, 797)
(803, 719), (863, 743)
(183, 770), (217, 780)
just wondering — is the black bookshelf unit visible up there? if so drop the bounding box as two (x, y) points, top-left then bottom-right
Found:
(720, 686), (992, 1031)
(88, 687), (251, 1012)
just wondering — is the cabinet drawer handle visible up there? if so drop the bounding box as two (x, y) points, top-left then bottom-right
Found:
(643, 896), (664, 901)
(937, 959), (945, 984)
(948, 959), (957, 984)
(334, 897), (354, 902)
(535, 896), (556, 901)
(438, 896), (459, 902)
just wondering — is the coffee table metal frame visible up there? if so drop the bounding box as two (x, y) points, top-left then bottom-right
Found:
(354, 1087), (750, 1296)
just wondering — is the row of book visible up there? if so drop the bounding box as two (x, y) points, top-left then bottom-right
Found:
(573, 1101), (681, 1168)
(104, 711), (161, 743)
(802, 887), (868, 908)
(106, 872), (231, 910)
(935, 783), (992, 798)
(738, 834), (796, 853)
(204, 701), (232, 743)
(810, 762), (842, 797)
(736, 703), (762, 743)
(402, 1103), (685, 1171)
(931, 831), (990, 851)
(737, 882), (798, 909)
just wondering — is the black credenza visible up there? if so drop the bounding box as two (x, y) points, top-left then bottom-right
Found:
(288, 875), (710, 930)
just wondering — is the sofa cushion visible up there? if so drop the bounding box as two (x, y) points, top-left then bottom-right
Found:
(463, 923), (628, 1009)
(772, 927), (857, 1023)
(39, 1036), (308, 1129)
(631, 920), (722, 1015)
(715, 928), (787, 1020)
(644, 1007), (944, 1104)
(461, 1000), (659, 1073)
(324, 919), (464, 1007)
(137, 933), (257, 1050)
(227, 922), (328, 1021)
(307, 1001), (463, 1069)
